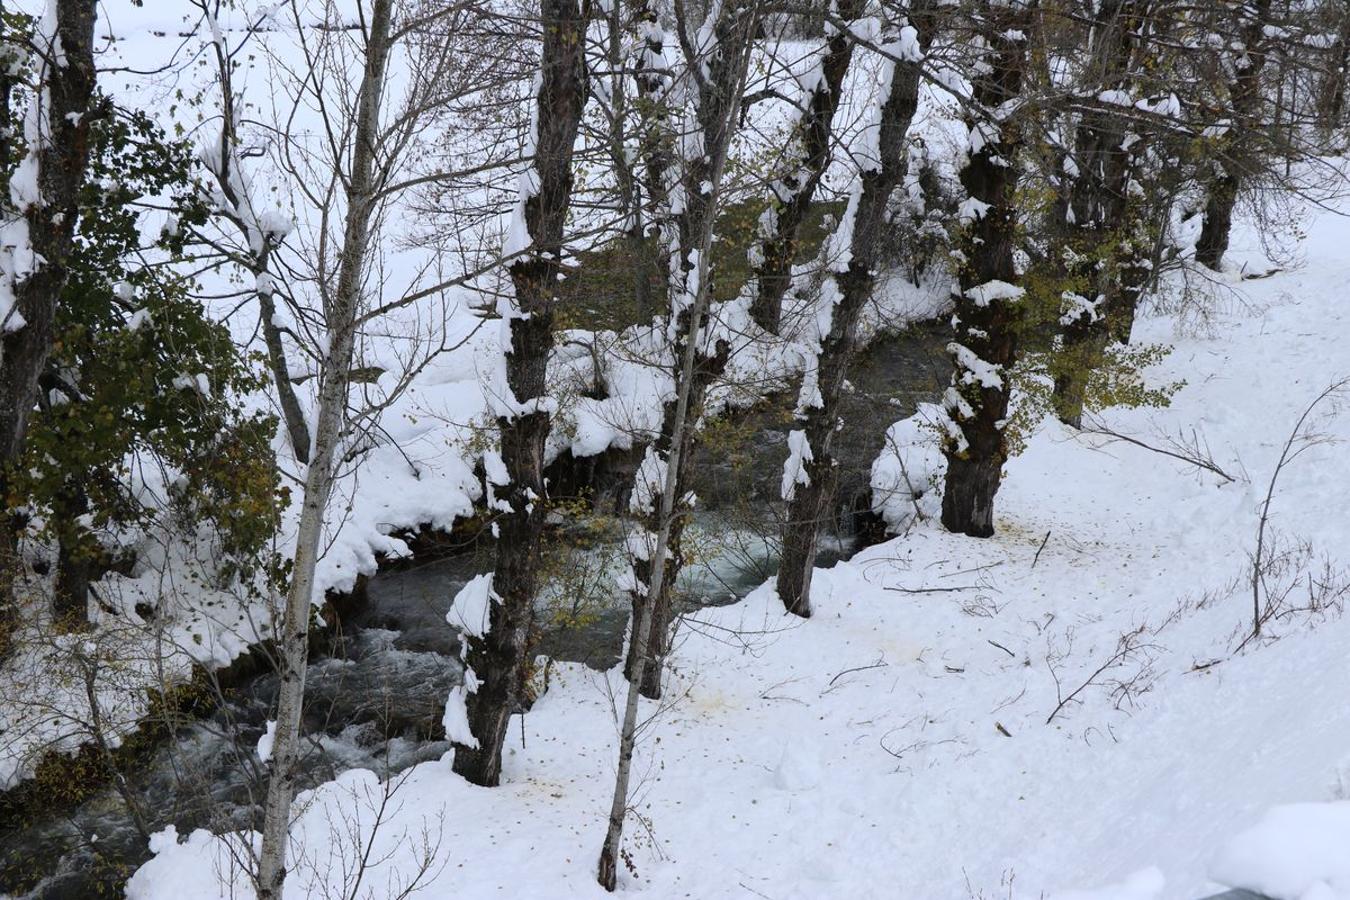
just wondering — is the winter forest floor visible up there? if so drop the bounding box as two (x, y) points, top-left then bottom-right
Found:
(123, 203), (1350, 900)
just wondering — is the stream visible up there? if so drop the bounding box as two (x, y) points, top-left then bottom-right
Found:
(0, 322), (950, 899)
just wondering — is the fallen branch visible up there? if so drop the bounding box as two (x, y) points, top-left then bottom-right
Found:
(826, 655), (889, 688)
(1080, 416), (1238, 484)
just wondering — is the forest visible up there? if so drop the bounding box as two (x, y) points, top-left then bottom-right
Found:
(1, 0), (1349, 897)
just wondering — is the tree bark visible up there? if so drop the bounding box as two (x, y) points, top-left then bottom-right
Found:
(776, 3), (937, 617)
(255, 3), (393, 896)
(1196, 0), (1273, 271)
(1194, 170), (1239, 271)
(621, 341), (727, 698)
(746, 0), (861, 334)
(616, 0), (757, 700)
(1050, 0), (1145, 428)
(599, 0), (758, 885)
(452, 0), (589, 787)
(52, 482), (94, 628)
(939, 3), (1033, 539)
(0, 0), (99, 588)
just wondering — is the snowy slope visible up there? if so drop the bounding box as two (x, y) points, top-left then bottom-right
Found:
(128, 200), (1350, 899)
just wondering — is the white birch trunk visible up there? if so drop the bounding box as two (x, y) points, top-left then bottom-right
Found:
(255, 2), (394, 896)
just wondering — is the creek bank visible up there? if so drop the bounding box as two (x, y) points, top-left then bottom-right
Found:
(0, 318), (952, 899)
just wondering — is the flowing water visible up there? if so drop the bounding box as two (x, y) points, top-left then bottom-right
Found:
(0, 322), (950, 898)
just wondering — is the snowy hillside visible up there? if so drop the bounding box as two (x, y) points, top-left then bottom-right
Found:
(127, 206), (1350, 898)
(4, 0), (1350, 898)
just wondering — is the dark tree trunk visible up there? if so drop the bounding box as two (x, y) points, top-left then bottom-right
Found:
(622, 344), (726, 698)
(1320, 16), (1350, 135)
(453, 0), (589, 787)
(1051, 0), (1145, 428)
(50, 480), (94, 628)
(0, 0), (99, 563)
(53, 535), (93, 628)
(1195, 172), (1239, 271)
(618, 0), (754, 698)
(775, 3), (938, 617)
(256, 282), (311, 464)
(1196, 0), (1272, 271)
(939, 5), (1033, 539)
(632, 2), (673, 322)
(747, 0), (860, 334)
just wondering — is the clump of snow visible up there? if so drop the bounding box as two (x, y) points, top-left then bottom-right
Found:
(256, 720), (277, 764)
(870, 404), (945, 532)
(1047, 868), (1165, 900)
(1211, 802), (1350, 900)
(446, 573), (496, 639)
(781, 429), (814, 501)
(964, 279), (1025, 306)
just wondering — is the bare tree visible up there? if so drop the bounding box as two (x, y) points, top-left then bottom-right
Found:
(619, 0), (764, 700)
(196, 0), (313, 464)
(451, 0), (592, 787)
(599, 0), (764, 885)
(938, 0), (1036, 538)
(256, 1), (396, 895)
(776, 0), (939, 618)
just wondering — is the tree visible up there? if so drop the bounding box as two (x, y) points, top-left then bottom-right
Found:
(745, 0), (863, 334)
(1046, 0), (1154, 427)
(451, 0), (592, 788)
(256, 1), (396, 895)
(599, 0), (763, 885)
(776, 0), (938, 618)
(196, 0), (312, 465)
(619, 0), (763, 700)
(14, 107), (280, 627)
(938, 0), (1036, 538)
(1194, 0), (1275, 269)
(0, 0), (99, 636)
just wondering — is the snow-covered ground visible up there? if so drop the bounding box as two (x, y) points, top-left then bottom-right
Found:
(0, 0), (962, 790)
(126, 201), (1350, 898)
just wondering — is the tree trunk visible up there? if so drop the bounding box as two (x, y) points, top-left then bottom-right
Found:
(453, 0), (589, 787)
(255, 3), (392, 896)
(622, 343), (726, 698)
(1319, 13), (1350, 136)
(939, 4), (1033, 538)
(1050, 0), (1144, 428)
(203, 22), (312, 465)
(1196, 0), (1273, 271)
(746, 0), (861, 334)
(599, 1), (758, 885)
(52, 482), (94, 628)
(1195, 171), (1238, 271)
(0, 0), (99, 573)
(776, 3), (938, 616)
(256, 281), (311, 464)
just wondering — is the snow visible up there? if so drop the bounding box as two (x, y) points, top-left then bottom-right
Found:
(780, 428), (815, 501)
(128, 202), (1350, 899)
(1047, 868), (1166, 900)
(256, 720), (277, 764)
(8, 5), (1350, 898)
(446, 573), (496, 640)
(870, 404), (945, 532)
(1211, 803), (1350, 899)
(949, 340), (1004, 389)
(965, 278), (1026, 305)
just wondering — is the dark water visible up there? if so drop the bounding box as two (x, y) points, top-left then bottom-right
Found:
(0, 321), (950, 899)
